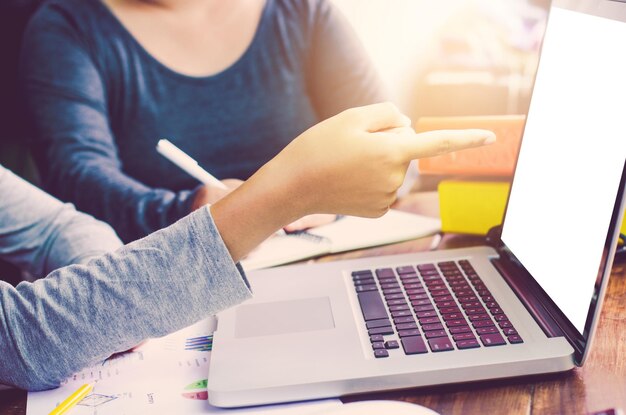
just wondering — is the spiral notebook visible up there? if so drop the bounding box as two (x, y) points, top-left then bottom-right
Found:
(241, 210), (441, 270)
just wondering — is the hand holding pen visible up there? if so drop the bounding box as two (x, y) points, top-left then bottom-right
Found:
(156, 139), (335, 232)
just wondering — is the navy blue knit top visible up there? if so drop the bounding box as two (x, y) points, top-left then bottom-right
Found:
(20, 0), (384, 242)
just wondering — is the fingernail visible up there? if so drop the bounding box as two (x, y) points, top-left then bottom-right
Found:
(483, 132), (496, 144)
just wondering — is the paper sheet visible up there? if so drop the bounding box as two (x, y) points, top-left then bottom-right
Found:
(26, 318), (341, 415)
(242, 210), (441, 270)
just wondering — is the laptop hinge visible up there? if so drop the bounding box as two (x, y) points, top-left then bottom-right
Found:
(486, 226), (565, 339)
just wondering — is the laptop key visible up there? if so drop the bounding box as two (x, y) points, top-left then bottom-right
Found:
(476, 327), (498, 335)
(480, 333), (506, 347)
(422, 323), (444, 331)
(368, 326), (394, 336)
(416, 310), (437, 318)
(357, 291), (388, 321)
(391, 310), (412, 318)
(372, 342), (385, 349)
(389, 304), (410, 312)
(414, 305), (435, 313)
(356, 284), (379, 293)
(468, 314), (490, 321)
(428, 336), (454, 352)
(398, 329), (421, 337)
(396, 322), (418, 330)
(401, 335), (428, 354)
(375, 268), (395, 279)
(418, 317), (440, 325)
(442, 313), (463, 321)
(387, 299), (408, 306)
(396, 266), (416, 274)
(393, 316), (415, 324)
(425, 330), (448, 339)
(438, 306), (460, 314)
(456, 339), (480, 349)
(411, 299), (433, 307)
(508, 335), (524, 344)
(366, 319), (392, 329)
(370, 335), (384, 343)
(374, 349), (389, 358)
(449, 325), (472, 334)
(384, 340), (400, 349)
(472, 320), (495, 328)
(381, 283), (400, 290)
(452, 332), (476, 341)
(445, 319), (467, 327)
(353, 278), (376, 286)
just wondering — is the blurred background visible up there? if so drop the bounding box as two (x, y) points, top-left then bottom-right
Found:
(333, 0), (548, 120)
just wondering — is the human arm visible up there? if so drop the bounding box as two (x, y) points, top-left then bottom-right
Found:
(19, 11), (196, 242)
(0, 103), (493, 390)
(211, 103), (495, 261)
(0, 166), (123, 277)
(0, 205), (250, 390)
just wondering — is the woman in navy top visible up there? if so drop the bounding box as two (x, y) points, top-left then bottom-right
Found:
(20, 0), (385, 242)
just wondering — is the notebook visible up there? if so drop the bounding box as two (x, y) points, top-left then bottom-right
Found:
(241, 210), (441, 270)
(207, 0), (626, 407)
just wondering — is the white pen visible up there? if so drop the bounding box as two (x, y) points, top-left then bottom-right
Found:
(156, 139), (228, 190)
(157, 139), (286, 235)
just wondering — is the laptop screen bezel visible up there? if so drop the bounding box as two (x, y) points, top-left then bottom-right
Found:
(496, 0), (626, 366)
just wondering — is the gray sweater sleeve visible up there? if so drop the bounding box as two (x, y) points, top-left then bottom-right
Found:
(0, 166), (123, 276)
(0, 202), (252, 390)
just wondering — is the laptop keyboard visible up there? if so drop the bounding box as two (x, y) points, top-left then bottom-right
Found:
(352, 260), (523, 358)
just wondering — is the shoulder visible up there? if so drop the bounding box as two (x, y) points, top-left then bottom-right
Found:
(28, 0), (103, 34)
(268, 0), (338, 33)
(25, 0), (120, 51)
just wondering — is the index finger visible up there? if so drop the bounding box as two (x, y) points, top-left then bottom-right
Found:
(396, 129), (496, 161)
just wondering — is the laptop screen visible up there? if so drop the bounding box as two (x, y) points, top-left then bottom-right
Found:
(501, 1), (626, 336)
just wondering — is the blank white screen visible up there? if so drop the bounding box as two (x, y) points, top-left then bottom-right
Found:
(501, 7), (626, 334)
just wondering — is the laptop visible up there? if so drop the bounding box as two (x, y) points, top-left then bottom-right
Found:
(207, 0), (626, 407)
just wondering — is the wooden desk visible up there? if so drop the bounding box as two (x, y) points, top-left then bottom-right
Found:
(2, 192), (625, 414)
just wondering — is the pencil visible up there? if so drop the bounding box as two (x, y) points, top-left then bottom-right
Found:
(48, 383), (93, 415)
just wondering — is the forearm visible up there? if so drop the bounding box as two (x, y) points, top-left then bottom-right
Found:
(42, 157), (195, 242)
(210, 161), (305, 262)
(0, 166), (122, 276)
(0, 206), (250, 390)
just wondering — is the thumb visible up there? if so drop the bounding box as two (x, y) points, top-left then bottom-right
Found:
(396, 129), (496, 161)
(348, 102), (412, 133)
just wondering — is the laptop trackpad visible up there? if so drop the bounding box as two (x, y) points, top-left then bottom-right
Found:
(234, 297), (335, 338)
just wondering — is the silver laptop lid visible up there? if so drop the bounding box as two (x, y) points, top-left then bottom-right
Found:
(497, 0), (626, 365)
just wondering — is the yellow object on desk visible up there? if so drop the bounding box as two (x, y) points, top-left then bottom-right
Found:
(439, 180), (626, 236)
(438, 180), (510, 235)
(48, 383), (93, 415)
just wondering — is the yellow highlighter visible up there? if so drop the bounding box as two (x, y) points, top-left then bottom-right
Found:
(48, 383), (93, 415)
